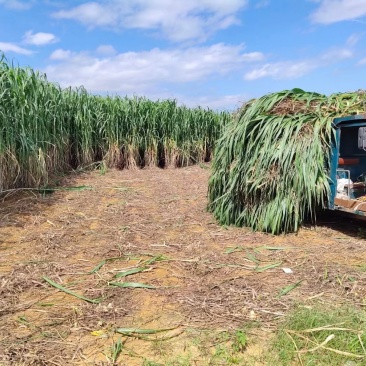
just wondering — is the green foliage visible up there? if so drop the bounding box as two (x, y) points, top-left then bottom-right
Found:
(42, 276), (101, 303)
(208, 88), (366, 233)
(108, 337), (123, 365)
(0, 55), (230, 191)
(232, 330), (248, 352)
(271, 305), (366, 365)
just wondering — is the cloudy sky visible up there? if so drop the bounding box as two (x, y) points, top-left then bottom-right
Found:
(1, 0), (366, 110)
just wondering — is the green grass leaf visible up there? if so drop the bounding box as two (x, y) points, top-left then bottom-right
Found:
(255, 262), (282, 272)
(89, 260), (107, 274)
(109, 281), (156, 289)
(114, 267), (147, 278)
(257, 246), (289, 251)
(245, 252), (259, 264)
(43, 276), (101, 304)
(38, 185), (92, 194)
(224, 246), (244, 254)
(278, 280), (303, 297)
(88, 257), (125, 274)
(142, 254), (169, 266)
(115, 327), (175, 335)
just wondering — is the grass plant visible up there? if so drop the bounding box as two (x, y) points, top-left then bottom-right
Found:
(270, 304), (366, 365)
(0, 55), (229, 192)
(107, 337), (124, 365)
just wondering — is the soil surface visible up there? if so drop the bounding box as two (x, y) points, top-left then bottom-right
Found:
(1, 165), (366, 365)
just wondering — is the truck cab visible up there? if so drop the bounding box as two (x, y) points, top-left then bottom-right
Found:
(329, 114), (366, 215)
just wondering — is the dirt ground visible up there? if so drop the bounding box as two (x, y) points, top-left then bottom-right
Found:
(1, 165), (366, 365)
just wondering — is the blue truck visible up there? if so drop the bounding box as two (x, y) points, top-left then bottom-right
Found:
(329, 114), (366, 216)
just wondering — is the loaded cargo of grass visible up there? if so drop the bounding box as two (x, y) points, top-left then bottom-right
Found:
(0, 55), (230, 192)
(208, 88), (366, 234)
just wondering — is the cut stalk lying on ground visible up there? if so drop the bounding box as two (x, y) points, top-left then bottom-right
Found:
(115, 327), (177, 335)
(109, 282), (156, 289)
(43, 276), (101, 304)
(114, 267), (148, 278)
(88, 257), (127, 274)
(278, 280), (303, 297)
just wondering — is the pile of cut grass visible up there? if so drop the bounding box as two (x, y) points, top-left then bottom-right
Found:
(208, 88), (366, 234)
(0, 55), (229, 191)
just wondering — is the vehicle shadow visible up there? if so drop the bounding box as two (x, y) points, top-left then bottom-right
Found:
(308, 209), (366, 240)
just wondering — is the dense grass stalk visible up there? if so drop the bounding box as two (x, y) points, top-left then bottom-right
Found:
(0, 56), (230, 191)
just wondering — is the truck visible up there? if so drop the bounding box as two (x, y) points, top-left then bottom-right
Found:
(330, 114), (366, 216)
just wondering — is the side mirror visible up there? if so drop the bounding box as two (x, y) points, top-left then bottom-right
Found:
(358, 127), (366, 150)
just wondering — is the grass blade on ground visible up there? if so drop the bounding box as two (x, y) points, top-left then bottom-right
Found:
(114, 267), (148, 278)
(109, 336), (124, 364)
(224, 246), (244, 254)
(88, 257), (125, 274)
(89, 260), (106, 274)
(142, 254), (168, 266)
(255, 262), (282, 272)
(278, 280), (303, 297)
(109, 281), (156, 289)
(115, 327), (176, 335)
(256, 246), (289, 251)
(43, 276), (101, 304)
(245, 252), (260, 264)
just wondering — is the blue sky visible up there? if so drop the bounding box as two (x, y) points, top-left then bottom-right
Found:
(0, 0), (366, 110)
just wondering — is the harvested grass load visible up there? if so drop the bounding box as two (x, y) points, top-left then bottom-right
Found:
(208, 88), (366, 234)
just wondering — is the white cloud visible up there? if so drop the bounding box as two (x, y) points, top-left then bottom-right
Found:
(255, 0), (270, 9)
(23, 31), (58, 46)
(54, 2), (118, 27)
(0, 0), (33, 10)
(52, 0), (248, 42)
(180, 93), (248, 110)
(311, 0), (366, 24)
(240, 52), (265, 62)
(96, 45), (117, 56)
(244, 61), (317, 80)
(0, 41), (32, 55)
(50, 49), (73, 60)
(44, 43), (264, 93)
(320, 47), (353, 61)
(347, 34), (360, 47)
(359, 58), (366, 65)
(244, 44), (354, 80)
